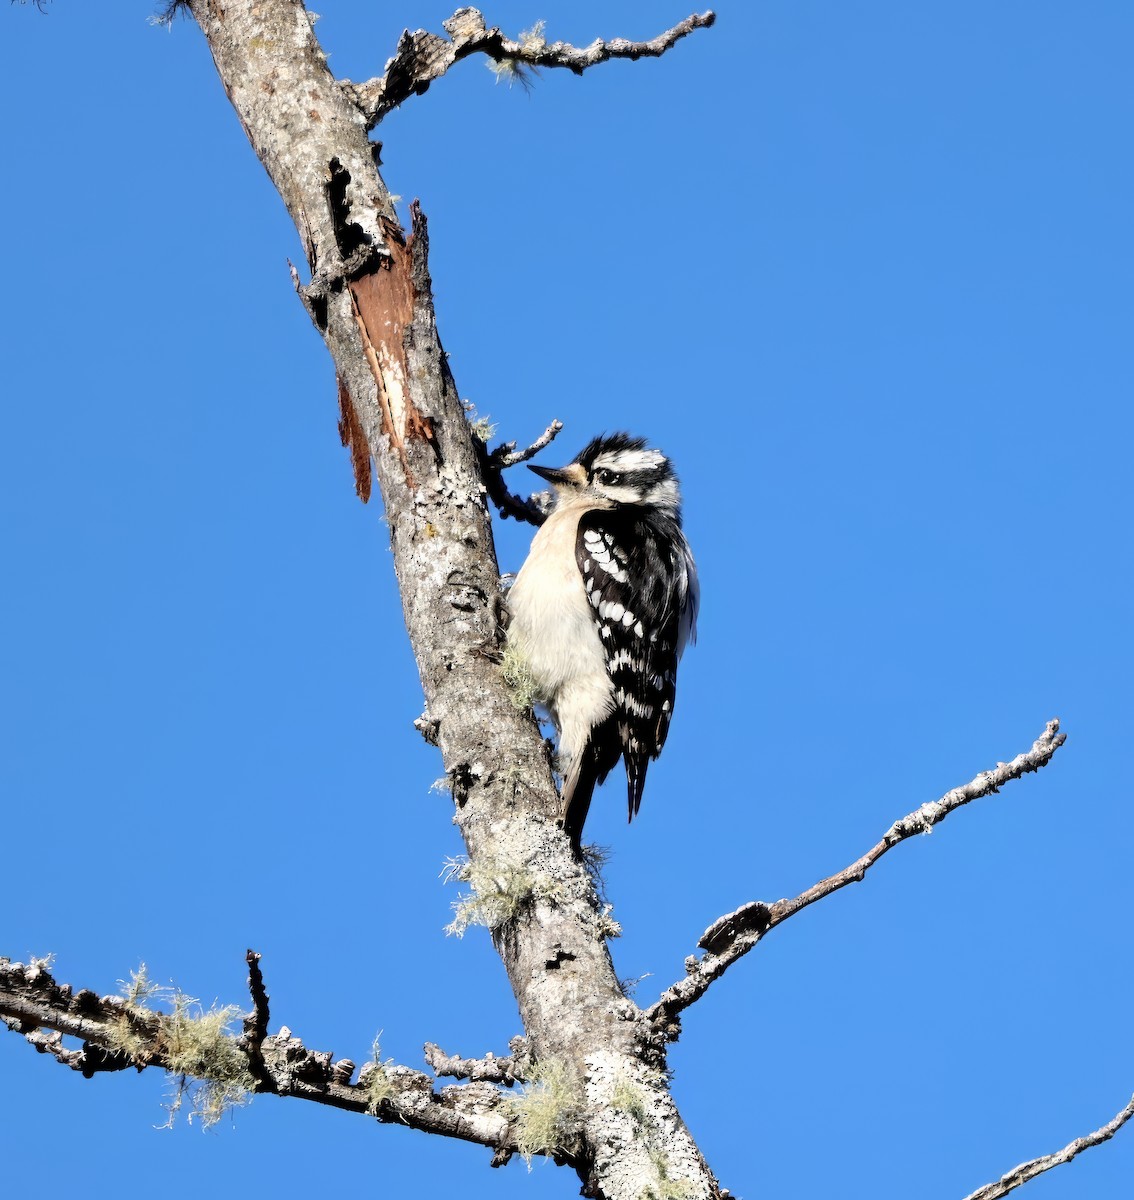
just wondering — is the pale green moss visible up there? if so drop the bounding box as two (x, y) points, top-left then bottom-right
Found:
(445, 855), (563, 937)
(360, 1036), (396, 1115)
(119, 963), (160, 1007)
(161, 994), (254, 1127)
(611, 1075), (649, 1125)
(106, 967), (254, 1129)
(639, 1149), (696, 1200)
(463, 401), (497, 443)
(501, 643), (538, 713)
(486, 23), (545, 92)
(518, 20), (547, 53)
(505, 1057), (581, 1164)
(470, 415), (496, 442)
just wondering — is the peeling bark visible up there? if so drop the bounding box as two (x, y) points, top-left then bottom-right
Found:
(175, 2), (725, 1195)
(347, 221), (435, 488)
(336, 374), (371, 501)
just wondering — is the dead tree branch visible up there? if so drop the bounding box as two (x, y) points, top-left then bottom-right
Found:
(344, 8), (717, 127)
(424, 1042), (520, 1085)
(648, 719), (1067, 1035)
(0, 955), (511, 1152)
(481, 419), (562, 525)
(165, 4), (727, 1193)
(962, 1092), (1134, 1200)
(239, 949), (272, 1091)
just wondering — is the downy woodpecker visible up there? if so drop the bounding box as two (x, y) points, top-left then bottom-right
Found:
(507, 434), (698, 852)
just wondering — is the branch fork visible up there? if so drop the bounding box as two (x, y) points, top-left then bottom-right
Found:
(343, 9), (717, 128)
(649, 720), (1067, 1033)
(0, 953), (513, 1154)
(481, 418), (563, 524)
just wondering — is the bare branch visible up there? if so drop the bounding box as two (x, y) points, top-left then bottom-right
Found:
(648, 719), (1067, 1034)
(962, 1093), (1134, 1200)
(0, 955), (511, 1152)
(424, 1042), (520, 1085)
(344, 9), (717, 128)
(0, 1021), (132, 1075)
(239, 949), (272, 1091)
(495, 419), (564, 468)
(480, 419), (562, 525)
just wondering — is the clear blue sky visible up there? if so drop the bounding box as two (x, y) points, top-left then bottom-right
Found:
(2, 3), (1132, 1197)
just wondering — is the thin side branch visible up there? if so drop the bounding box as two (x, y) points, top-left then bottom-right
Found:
(962, 1093), (1134, 1200)
(344, 8), (717, 128)
(424, 1042), (520, 1085)
(481, 419), (562, 525)
(0, 955), (511, 1152)
(648, 719), (1067, 1034)
(495, 419), (564, 468)
(239, 949), (272, 1091)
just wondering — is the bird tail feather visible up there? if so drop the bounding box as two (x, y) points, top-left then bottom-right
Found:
(562, 752), (600, 858)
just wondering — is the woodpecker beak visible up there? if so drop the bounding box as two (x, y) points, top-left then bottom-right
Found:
(528, 462), (587, 488)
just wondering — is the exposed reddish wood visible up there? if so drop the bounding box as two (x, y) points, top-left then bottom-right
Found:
(336, 374), (371, 502)
(347, 216), (435, 489)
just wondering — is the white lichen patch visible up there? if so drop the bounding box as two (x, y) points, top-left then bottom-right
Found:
(486, 21), (543, 92)
(518, 20), (547, 53)
(640, 1151), (696, 1200)
(611, 1073), (649, 1125)
(596, 904), (623, 941)
(587, 1053), (699, 1200)
(462, 399), (496, 444)
(470, 416), (497, 443)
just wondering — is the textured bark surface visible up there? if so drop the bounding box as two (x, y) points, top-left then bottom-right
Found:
(179, 2), (722, 1195)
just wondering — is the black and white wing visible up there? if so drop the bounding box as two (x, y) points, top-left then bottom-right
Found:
(575, 507), (698, 823)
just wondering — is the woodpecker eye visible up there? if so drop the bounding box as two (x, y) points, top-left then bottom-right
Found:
(595, 468), (623, 486)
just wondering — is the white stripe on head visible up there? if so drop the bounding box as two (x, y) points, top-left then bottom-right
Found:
(592, 448), (668, 473)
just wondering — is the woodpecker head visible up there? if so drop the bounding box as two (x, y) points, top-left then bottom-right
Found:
(528, 433), (682, 517)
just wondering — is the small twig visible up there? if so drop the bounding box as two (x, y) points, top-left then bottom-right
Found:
(2, 1022), (76, 1067)
(495, 419), (564, 468)
(648, 719), (1067, 1033)
(424, 1042), (519, 1085)
(961, 1093), (1134, 1200)
(240, 949), (273, 1091)
(243, 950), (270, 1039)
(344, 9), (717, 128)
(480, 420), (562, 525)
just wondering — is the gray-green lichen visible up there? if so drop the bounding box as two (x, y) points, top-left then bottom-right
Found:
(640, 1149), (696, 1200)
(611, 1074), (650, 1125)
(359, 1036), (396, 1115)
(500, 643), (538, 713)
(107, 964), (255, 1128)
(486, 21), (546, 88)
(505, 1055), (581, 1164)
(443, 854), (564, 938)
